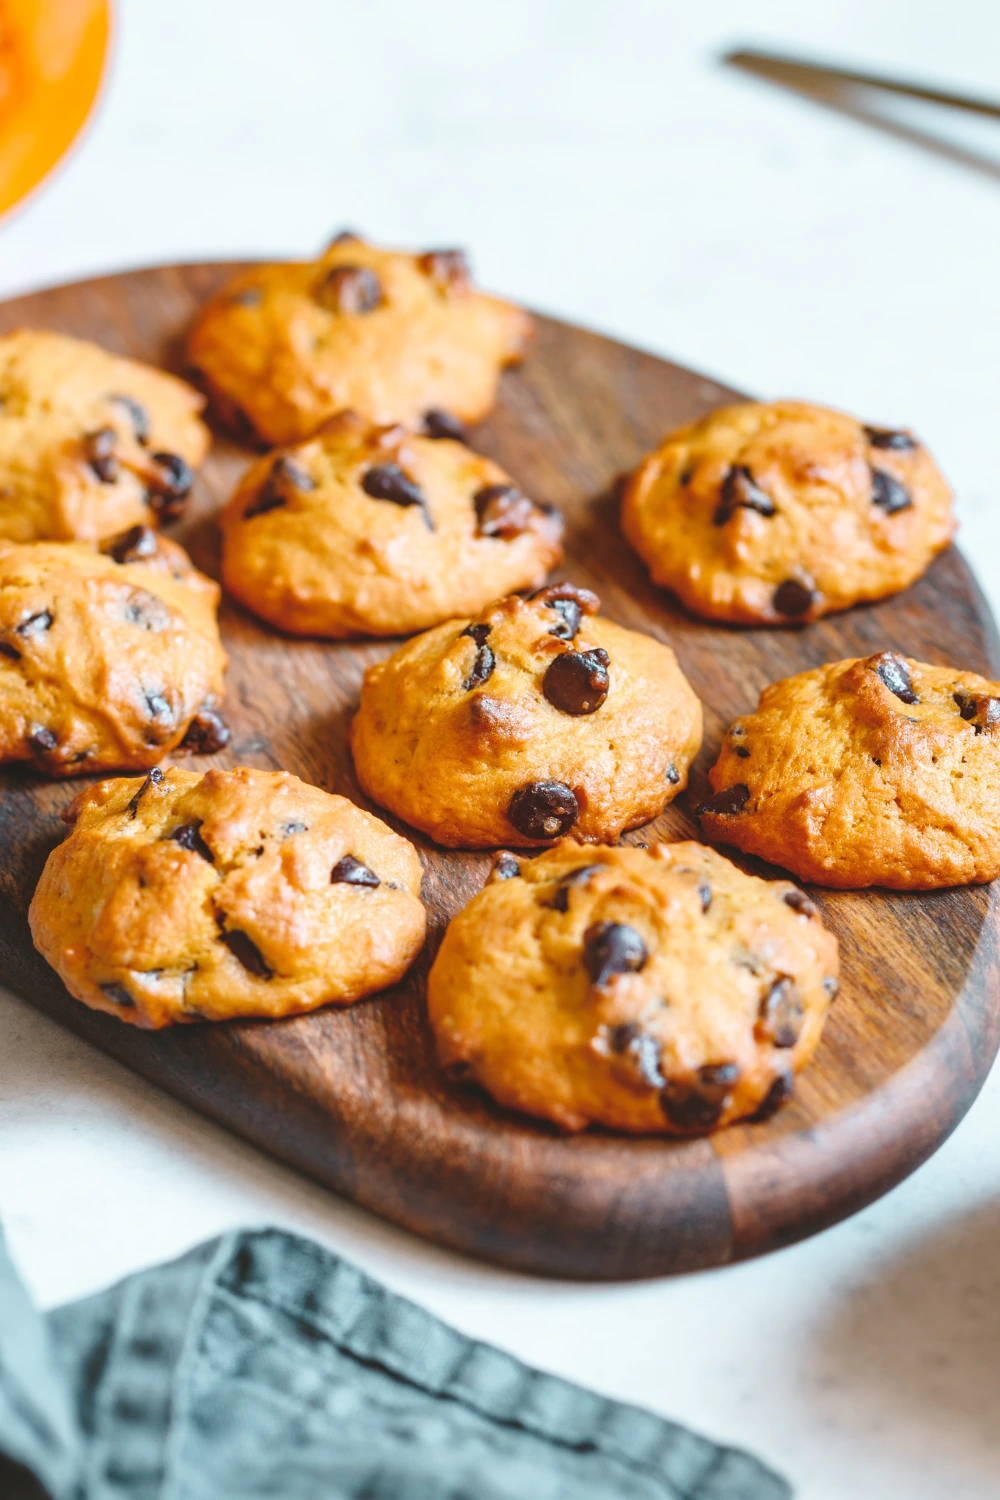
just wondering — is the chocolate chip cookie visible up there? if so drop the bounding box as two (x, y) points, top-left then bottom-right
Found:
(221, 411), (562, 637)
(0, 329), (209, 544)
(699, 651), (1000, 887)
(350, 584), (702, 848)
(186, 234), (532, 445)
(427, 839), (838, 1133)
(0, 534), (227, 776)
(29, 765), (426, 1027)
(621, 400), (955, 624)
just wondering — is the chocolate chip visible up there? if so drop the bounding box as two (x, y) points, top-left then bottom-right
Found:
(85, 427), (120, 483)
(0, 640), (20, 661)
(548, 863), (601, 912)
(695, 783), (750, 816)
(773, 579), (816, 617)
(148, 453), (193, 521)
(783, 889), (818, 918)
(423, 409), (467, 442)
(418, 248), (470, 290)
(460, 622), (495, 689)
(100, 982), (136, 1009)
(363, 464), (431, 527)
(244, 454), (315, 518)
(698, 881), (712, 912)
(749, 1070), (794, 1123)
(823, 976), (839, 998)
(145, 692), (172, 721)
(16, 610), (52, 637)
(714, 465), (777, 525)
(109, 393), (150, 445)
(104, 524), (159, 564)
(316, 263), (383, 315)
(541, 648), (610, 717)
(864, 426), (917, 451)
(661, 1062), (740, 1130)
(222, 929), (272, 978)
(179, 705), (230, 755)
(281, 821), (308, 837)
(584, 920), (648, 988)
(124, 591), (170, 631)
(29, 726), (58, 754)
(508, 780), (579, 840)
(492, 851), (521, 880)
(872, 651), (919, 704)
(665, 763), (680, 785)
(330, 854), (380, 888)
(474, 484), (540, 540)
(756, 977), (803, 1048)
(679, 466), (694, 486)
(871, 467), (912, 514)
(165, 822), (214, 862)
(953, 691), (1000, 734)
(607, 1022), (666, 1088)
(126, 765), (164, 817)
(531, 583), (600, 641)
(734, 745), (750, 758)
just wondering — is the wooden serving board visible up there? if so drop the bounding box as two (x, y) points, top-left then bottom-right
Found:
(1, 263), (998, 1281)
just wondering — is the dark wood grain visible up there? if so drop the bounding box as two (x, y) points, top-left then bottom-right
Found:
(1, 264), (998, 1280)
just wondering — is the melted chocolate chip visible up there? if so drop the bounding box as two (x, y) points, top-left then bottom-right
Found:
(109, 393), (150, 445)
(584, 920), (648, 987)
(865, 426), (917, 451)
(316, 263), (383, 315)
(104, 524), (159, 564)
(461, 622), (495, 690)
(362, 464), (431, 527)
(423, 409), (467, 442)
(179, 706), (230, 755)
(695, 783), (750, 816)
(492, 851), (522, 880)
(665, 763), (680, 785)
(148, 453), (193, 521)
(330, 854), (380, 888)
(508, 780), (579, 840)
(756, 977), (804, 1048)
(126, 765), (164, 817)
(222, 929), (272, 978)
(773, 579), (816, 617)
(873, 652), (919, 704)
(953, 691), (1000, 734)
(783, 889), (818, 918)
(16, 610), (52, 637)
(871, 467), (912, 514)
(100, 981), (136, 1009)
(749, 1070), (794, 1123)
(418, 248), (470, 290)
(714, 465), (777, 525)
(165, 822), (214, 862)
(542, 648), (610, 716)
(548, 863), (601, 912)
(474, 484), (539, 539)
(531, 583), (600, 641)
(661, 1062), (740, 1130)
(0, 640), (20, 661)
(85, 427), (120, 483)
(607, 1022), (665, 1088)
(29, 726), (58, 754)
(245, 455), (315, 519)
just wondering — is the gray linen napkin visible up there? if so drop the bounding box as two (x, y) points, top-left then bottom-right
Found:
(0, 1224), (790, 1500)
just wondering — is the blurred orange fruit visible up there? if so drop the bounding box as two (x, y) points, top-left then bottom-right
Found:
(0, 0), (110, 221)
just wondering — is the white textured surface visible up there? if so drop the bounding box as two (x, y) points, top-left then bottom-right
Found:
(2, 3), (1000, 1496)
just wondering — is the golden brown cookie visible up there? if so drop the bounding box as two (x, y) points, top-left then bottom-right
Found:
(220, 411), (562, 638)
(621, 400), (955, 624)
(698, 651), (1000, 888)
(0, 534), (227, 776)
(29, 765), (426, 1028)
(186, 233), (532, 446)
(427, 839), (838, 1133)
(0, 329), (209, 543)
(350, 584), (702, 848)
